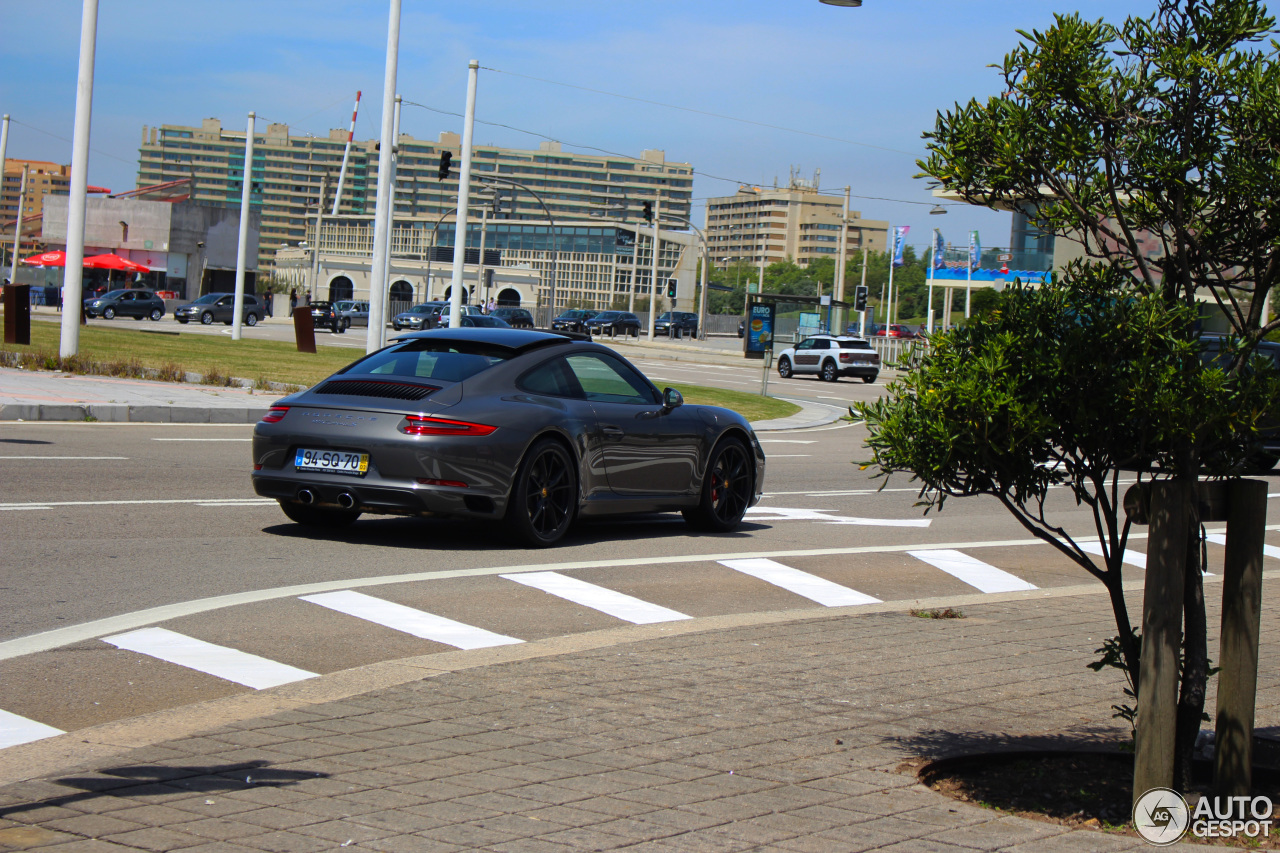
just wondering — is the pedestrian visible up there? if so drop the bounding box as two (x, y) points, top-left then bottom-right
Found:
(305, 290), (312, 305)
(486, 298), (496, 314)
(264, 291), (273, 318)
(289, 288), (297, 317)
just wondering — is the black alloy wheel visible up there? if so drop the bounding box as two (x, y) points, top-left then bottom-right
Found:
(777, 357), (792, 379)
(200, 311), (214, 325)
(102, 307), (115, 320)
(507, 438), (577, 547)
(862, 374), (876, 384)
(245, 313), (258, 327)
(149, 308), (162, 321)
(278, 500), (361, 528)
(821, 360), (838, 382)
(683, 437), (753, 532)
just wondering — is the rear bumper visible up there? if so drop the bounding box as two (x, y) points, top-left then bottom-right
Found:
(253, 473), (502, 519)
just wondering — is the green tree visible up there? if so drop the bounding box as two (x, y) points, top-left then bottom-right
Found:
(867, 0), (1280, 791)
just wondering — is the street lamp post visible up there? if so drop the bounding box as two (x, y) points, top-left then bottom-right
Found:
(660, 213), (710, 340)
(474, 175), (558, 317)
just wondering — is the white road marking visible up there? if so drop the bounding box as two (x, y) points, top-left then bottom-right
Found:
(102, 627), (317, 689)
(746, 506), (932, 527)
(908, 549), (1038, 593)
(765, 454), (811, 458)
(756, 440), (816, 444)
(0, 709), (64, 749)
(1205, 533), (1280, 561)
(0, 497), (273, 511)
(152, 438), (252, 442)
(0, 456), (127, 460)
(719, 558), (880, 606)
(300, 591), (523, 650)
(501, 571), (691, 624)
(1076, 541), (1148, 569)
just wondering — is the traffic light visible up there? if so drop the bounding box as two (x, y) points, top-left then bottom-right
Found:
(666, 279), (677, 298)
(437, 151), (453, 180)
(642, 201), (653, 222)
(854, 285), (868, 312)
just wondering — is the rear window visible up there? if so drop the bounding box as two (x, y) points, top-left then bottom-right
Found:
(838, 340), (872, 350)
(340, 340), (509, 383)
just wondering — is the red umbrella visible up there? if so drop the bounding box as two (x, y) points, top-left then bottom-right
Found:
(84, 253), (150, 272)
(22, 250), (69, 267)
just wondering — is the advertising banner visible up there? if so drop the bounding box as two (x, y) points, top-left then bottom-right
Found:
(745, 302), (775, 354)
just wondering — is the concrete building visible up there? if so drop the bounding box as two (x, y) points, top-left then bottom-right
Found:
(705, 176), (889, 269)
(31, 195), (259, 297)
(275, 215), (699, 318)
(137, 119), (694, 274)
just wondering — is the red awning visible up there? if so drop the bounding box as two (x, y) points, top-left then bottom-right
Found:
(83, 253), (151, 272)
(21, 250), (69, 267)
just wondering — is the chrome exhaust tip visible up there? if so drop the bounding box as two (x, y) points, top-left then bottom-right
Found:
(297, 488), (316, 505)
(336, 492), (357, 510)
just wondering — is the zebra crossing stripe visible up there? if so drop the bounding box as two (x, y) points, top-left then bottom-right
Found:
(103, 627), (317, 689)
(0, 708), (63, 749)
(501, 571), (691, 624)
(300, 591), (523, 650)
(1077, 541), (1148, 569)
(908, 549), (1038, 594)
(1205, 533), (1280, 561)
(718, 558), (881, 606)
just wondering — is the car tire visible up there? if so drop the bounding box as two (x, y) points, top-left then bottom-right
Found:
(245, 313), (259, 327)
(821, 360), (838, 382)
(777, 357), (793, 379)
(506, 437), (577, 548)
(392, 323), (401, 331)
(342, 317), (351, 331)
(278, 500), (361, 528)
(149, 308), (162, 321)
(177, 318), (188, 324)
(200, 311), (214, 325)
(102, 307), (115, 320)
(1243, 451), (1280, 475)
(683, 437), (753, 532)
(134, 313), (144, 321)
(863, 373), (877, 384)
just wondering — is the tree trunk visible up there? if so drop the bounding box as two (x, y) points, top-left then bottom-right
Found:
(1174, 522), (1208, 790)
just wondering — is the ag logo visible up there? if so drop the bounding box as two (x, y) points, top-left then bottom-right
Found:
(1133, 787), (1189, 845)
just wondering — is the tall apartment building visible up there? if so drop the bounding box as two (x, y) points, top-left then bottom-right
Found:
(705, 178), (889, 269)
(137, 119), (694, 272)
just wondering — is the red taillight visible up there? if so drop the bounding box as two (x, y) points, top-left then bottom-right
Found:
(417, 478), (469, 488)
(400, 414), (497, 436)
(261, 406), (289, 424)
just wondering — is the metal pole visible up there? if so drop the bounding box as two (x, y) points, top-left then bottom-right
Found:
(378, 93), (401, 348)
(448, 60), (479, 328)
(330, 90), (361, 216)
(9, 164), (29, 285)
(477, 203), (489, 311)
(834, 185), (849, 334)
(231, 111), (254, 341)
(647, 195), (660, 338)
(310, 175), (327, 305)
(60, 0), (98, 358)
(859, 247), (868, 337)
(627, 221), (638, 314)
(366, 0), (401, 352)
(0, 116), (9, 269)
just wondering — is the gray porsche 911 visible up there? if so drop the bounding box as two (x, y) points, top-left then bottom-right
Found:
(251, 328), (766, 546)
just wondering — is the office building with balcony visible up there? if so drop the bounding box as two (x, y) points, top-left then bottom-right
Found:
(137, 120), (694, 275)
(705, 179), (889, 269)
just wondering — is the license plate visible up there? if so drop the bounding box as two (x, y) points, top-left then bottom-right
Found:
(294, 448), (369, 476)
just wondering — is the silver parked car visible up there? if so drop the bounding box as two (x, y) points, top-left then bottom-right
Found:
(252, 328), (766, 547)
(174, 292), (262, 326)
(327, 300), (370, 333)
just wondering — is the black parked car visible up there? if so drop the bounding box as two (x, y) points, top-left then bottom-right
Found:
(551, 309), (598, 333)
(174, 293), (262, 326)
(83, 288), (166, 321)
(654, 311), (698, 337)
(491, 307), (535, 329)
(251, 328), (766, 547)
(584, 311), (641, 337)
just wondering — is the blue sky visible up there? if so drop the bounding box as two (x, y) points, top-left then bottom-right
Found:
(1, 0), (1160, 256)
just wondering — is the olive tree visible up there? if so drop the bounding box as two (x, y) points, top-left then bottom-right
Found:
(864, 0), (1280, 790)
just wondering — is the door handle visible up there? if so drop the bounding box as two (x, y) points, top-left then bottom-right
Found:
(601, 425), (625, 438)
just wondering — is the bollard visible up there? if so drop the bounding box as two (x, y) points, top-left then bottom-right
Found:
(293, 305), (316, 354)
(3, 284), (31, 345)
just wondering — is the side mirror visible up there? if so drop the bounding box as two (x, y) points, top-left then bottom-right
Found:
(662, 387), (683, 410)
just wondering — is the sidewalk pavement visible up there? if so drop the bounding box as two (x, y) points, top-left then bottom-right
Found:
(2, 582), (1268, 851)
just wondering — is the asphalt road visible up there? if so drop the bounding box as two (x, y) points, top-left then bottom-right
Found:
(3, 344), (1275, 748)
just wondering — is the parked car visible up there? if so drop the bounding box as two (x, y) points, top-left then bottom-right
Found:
(392, 302), (446, 331)
(654, 311), (699, 337)
(584, 311), (641, 337)
(174, 292), (262, 326)
(1201, 334), (1280, 473)
(83, 288), (166, 321)
(874, 324), (916, 339)
(775, 334), (881, 383)
(551, 309), (599, 333)
(457, 315), (512, 328)
(491, 307), (535, 329)
(324, 300), (370, 334)
(307, 300), (333, 326)
(251, 328), (766, 546)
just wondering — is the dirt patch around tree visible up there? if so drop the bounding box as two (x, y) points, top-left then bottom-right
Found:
(910, 749), (1280, 847)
